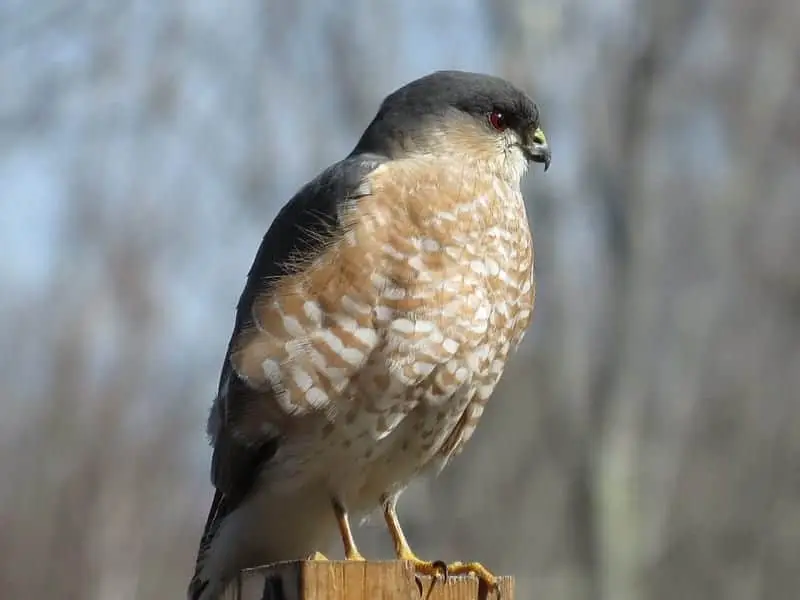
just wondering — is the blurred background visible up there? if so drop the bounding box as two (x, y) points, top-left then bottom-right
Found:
(2, 1), (799, 599)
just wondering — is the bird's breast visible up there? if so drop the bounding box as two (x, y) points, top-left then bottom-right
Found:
(310, 174), (535, 505)
(238, 168), (535, 508)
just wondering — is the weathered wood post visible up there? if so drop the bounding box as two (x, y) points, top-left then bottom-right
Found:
(221, 560), (514, 600)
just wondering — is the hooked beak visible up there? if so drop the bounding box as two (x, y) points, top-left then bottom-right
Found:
(523, 127), (551, 172)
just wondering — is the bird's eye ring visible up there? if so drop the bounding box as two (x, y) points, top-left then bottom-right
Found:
(488, 110), (508, 131)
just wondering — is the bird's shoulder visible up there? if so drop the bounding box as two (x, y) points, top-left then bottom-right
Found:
(236, 153), (389, 318)
(230, 152), (487, 342)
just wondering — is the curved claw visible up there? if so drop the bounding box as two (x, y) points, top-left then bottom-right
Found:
(409, 558), (448, 600)
(431, 560), (449, 582)
(407, 557), (448, 581)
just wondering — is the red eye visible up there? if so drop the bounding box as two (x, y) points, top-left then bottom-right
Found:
(489, 110), (508, 131)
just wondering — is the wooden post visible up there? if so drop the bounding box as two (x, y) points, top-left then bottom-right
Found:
(221, 560), (514, 600)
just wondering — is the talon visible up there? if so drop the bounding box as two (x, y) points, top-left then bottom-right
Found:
(406, 557), (500, 597)
(380, 494), (500, 594)
(307, 551), (329, 561)
(431, 560), (449, 581)
(404, 557), (448, 581)
(407, 558), (447, 599)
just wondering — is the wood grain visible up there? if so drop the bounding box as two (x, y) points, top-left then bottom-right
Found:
(222, 560), (513, 600)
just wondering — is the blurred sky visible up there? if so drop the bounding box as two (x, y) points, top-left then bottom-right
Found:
(3, 3), (799, 599)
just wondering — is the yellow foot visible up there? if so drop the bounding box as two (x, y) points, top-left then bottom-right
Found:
(307, 551), (329, 561)
(406, 556), (500, 596)
(380, 494), (500, 596)
(445, 561), (499, 593)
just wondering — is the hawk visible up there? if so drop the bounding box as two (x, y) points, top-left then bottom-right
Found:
(188, 70), (550, 600)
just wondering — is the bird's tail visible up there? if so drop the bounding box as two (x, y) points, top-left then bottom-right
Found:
(187, 490), (230, 600)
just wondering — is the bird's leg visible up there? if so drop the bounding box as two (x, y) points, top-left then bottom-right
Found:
(381, 493), (500, 594)
(381, 493), (447, 578)
(331, 498), (365, 561)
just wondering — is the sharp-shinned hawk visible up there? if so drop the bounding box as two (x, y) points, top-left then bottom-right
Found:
(188, 70), (550, 600)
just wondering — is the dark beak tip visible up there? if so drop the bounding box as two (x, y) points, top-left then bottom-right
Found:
(523, 142), (551, 172)
(534, 147), (551, 172)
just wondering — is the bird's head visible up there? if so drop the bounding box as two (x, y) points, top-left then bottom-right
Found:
(353, 70), (550, 184)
